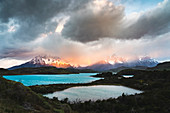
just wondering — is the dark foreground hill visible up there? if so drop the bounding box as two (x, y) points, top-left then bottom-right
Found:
(0, 77), (71, 113)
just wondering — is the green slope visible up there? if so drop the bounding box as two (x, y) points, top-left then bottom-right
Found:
(0, 77), (71, 113)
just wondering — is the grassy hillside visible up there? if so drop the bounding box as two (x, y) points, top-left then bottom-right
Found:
(0, 77), (71, 113)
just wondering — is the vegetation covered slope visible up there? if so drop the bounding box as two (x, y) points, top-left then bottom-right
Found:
(64, 70), (170, 113)
(0, 77), (71, 113)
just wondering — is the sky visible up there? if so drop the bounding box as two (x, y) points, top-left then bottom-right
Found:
(0, 0), (170, 68)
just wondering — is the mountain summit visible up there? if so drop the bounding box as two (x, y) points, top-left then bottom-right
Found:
(8, 55), (158, 71)
(83, 56), (158, 71)
(8, 55), (72, 70)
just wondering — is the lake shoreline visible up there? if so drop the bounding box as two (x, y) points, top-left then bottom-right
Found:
(3, 73), (100, 86)
(0, 67), (98, 76)
(2, 73), (80, 76)
(2, 72), (99, 76)
(29, 75), (142, 95)
(44, 85), (143, 102)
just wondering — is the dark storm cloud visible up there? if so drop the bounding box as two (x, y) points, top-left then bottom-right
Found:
(0, 0), (70, 22)
(120, 0), (170, 39)
(0, 0), (71, 41)
(62, 0), (170, 42)
(0, 48), (30, 58)
(62, 0), (125, 42)
(0, 0), (92, 59)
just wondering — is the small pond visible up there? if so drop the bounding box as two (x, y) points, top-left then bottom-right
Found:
(44, 85), (143, 102)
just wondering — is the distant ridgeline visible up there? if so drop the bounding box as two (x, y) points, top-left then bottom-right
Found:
(148, 61), (170, 70)
(0, 67), (97, 75)
(1, 61), (169, 75)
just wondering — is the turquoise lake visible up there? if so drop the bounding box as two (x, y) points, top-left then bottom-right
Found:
(44, 85), (143, 102)
(3, 73), (143, 102)
(3, 73), (100, 86)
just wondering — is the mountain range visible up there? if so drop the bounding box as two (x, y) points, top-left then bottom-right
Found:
(8, 55), (159, 71)
(8, 55), (72, 70)
(80, 56), (158, 71)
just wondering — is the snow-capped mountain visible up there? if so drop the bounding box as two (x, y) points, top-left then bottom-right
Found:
(125, 56), (158, 67)
(8, 55), (72, 70)
(82, 56), (158, 71)
(8, 55), (158, 71)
